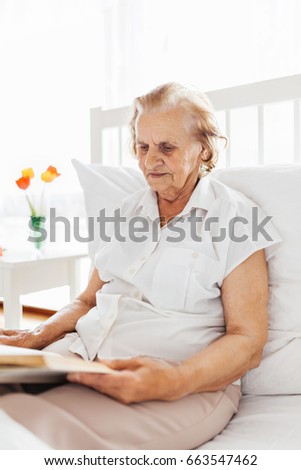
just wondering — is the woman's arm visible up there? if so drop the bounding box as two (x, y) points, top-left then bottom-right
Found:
(175, 249), (268, 394)
(68, 249), (269, 403)
(0, 268), (106, 350)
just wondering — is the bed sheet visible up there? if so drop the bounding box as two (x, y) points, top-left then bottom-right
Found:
(0, 409), (51, 449)
(198, 394), (301, 450)
(1, 394), (300, 450)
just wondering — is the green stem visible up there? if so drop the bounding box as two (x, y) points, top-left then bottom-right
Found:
(25, 193), (36, 216)
(39, 186), (46, 215)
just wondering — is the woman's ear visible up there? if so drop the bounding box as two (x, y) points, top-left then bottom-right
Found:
(200, 148), (209, 161)
(198, 148), (211, 175)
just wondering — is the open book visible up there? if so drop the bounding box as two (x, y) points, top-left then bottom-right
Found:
(0, 345), (115, 384)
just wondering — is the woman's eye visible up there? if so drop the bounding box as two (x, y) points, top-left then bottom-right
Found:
(138, 145), (148, 152)
(159, 142), (174, 152)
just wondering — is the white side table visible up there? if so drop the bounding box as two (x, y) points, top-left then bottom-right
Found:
(0, 247), (88, 329)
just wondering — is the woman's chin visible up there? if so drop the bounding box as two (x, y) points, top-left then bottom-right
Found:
(146, 174), (170, 189)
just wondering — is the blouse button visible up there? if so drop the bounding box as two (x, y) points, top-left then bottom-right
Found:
(192, 252), (199, 258)
(129, 268), (135, 274)
(133, 291), (140, 298)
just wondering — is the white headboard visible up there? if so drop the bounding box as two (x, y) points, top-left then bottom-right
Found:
(90, 74), (301, 167)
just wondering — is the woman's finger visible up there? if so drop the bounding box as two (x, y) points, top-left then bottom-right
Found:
(99, 357), (145, 370)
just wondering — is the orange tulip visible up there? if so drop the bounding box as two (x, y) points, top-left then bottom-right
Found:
(16, 165), (60, 216)
(16, 176), (31, 190)
(21, 167), (35, 179)
(41, 165), (61, 183)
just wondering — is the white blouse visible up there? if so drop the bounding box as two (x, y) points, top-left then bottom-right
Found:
(69, 176), (281, 373)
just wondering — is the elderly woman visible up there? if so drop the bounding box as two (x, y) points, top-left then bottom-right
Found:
(0, 83), (279, 450)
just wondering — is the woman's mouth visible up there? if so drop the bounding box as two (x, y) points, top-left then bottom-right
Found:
(148, 173), (168, 178)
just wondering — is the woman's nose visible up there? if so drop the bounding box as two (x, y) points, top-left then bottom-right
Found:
(144, 149), (163, 168)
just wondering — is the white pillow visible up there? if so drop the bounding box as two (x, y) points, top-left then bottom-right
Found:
(73, 158), (301, 395)
(72, 159), (146, 260)
(212, 164), (301, 394)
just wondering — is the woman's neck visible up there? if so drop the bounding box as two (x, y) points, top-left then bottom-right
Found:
(157, 176), (200, 227)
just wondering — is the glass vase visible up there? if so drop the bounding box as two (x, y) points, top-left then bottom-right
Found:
(29, 215), (47, 256)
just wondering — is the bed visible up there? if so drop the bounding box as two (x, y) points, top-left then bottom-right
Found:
(1, 75), (301, 450)
(73, 74), (301, 450)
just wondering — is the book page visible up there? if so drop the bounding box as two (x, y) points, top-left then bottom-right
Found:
(0, 345), (59, 367)
(0, 345), (115, 383)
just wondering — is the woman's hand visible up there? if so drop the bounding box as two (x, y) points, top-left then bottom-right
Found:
(67, 356), (188, 404)
(0, 328), (43, 349)
(0, 323), (68, 350)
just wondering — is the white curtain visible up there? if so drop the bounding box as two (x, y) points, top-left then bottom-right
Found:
(1, 0), (301, 209)
(0, 0), (106, 204)
(103, 0), (301, 107)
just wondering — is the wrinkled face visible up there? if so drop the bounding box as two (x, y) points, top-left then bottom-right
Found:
(135, 107), (203, 198)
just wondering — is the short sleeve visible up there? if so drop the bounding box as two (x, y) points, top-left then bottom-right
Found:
(221, 196), (282, 279)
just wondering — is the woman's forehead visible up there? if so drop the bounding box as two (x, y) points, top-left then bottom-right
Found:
(136, 108), (191, 142)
